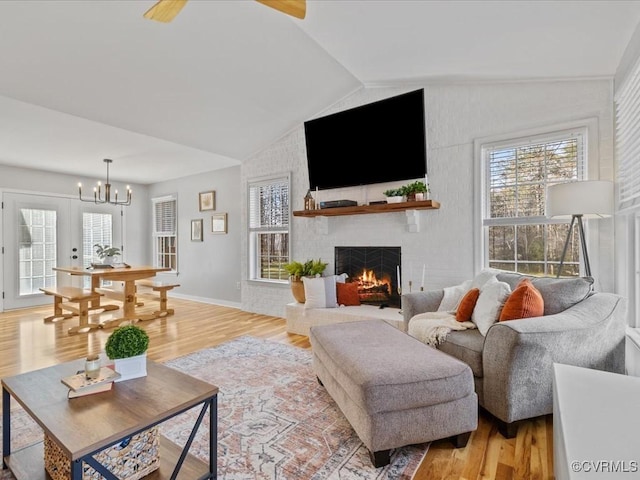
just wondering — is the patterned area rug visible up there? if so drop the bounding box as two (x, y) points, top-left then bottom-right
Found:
(1, 336), (428, 479)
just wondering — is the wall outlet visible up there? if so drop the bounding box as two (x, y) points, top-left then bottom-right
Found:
(236, 281), (241, 290)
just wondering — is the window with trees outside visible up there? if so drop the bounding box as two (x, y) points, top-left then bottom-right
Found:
(152, 194), (177, 271)
(482, 128), (586, 277)
(248, 174), (290, 283)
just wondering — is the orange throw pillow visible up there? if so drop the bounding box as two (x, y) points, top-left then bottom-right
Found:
(336, 282), (361, 306)
(499, 279), (544, 321)
(455, 288), (480, 322)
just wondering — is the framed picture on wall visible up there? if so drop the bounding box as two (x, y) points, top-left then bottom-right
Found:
(211, 213), (227, 234)
(191, 219), (203, 241)
(199, 191), (215, 211)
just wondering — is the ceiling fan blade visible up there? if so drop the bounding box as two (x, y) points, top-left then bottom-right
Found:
(143, 0), (188, 23)
(255, 0), (306, 19)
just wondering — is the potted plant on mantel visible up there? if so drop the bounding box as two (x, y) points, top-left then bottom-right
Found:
(105, 325), (149, 382)
(283, 259), (328, 303)
(383, 188), (405, 204)
(402, 180), (428, 201)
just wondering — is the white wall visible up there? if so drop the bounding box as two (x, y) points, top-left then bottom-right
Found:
(147, 165), (241, 308)
(0, 163), (149, 265)
(241, 79), (615, 318)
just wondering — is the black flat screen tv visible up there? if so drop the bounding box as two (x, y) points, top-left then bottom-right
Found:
(304, 89), (427, 191)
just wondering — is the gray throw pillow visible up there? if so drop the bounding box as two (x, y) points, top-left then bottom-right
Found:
(496, 272), (594, 315)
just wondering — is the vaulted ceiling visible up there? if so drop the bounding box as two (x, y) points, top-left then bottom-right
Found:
(1, 0), (639, 184)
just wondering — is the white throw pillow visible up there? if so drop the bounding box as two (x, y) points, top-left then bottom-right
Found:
(470, 267), (503, 290)
(437, 279), (472, 312)
(471, 276), (511, 336)
(303, 275), (339, 309)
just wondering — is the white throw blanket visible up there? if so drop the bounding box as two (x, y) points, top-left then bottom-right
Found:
(408, 311), (476, 347)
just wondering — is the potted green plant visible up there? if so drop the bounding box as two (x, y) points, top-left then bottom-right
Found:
(283, 258), (328, 303)
(105, 325), (149, 381)
(383, 188), (405, 203)
(94, 243), (122, 265)
(402, 180), (428, 201)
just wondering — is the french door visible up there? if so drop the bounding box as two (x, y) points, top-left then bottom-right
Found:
(2, 192), (122, 310)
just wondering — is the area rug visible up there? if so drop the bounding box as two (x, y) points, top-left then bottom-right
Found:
(0, 336), (428, 479)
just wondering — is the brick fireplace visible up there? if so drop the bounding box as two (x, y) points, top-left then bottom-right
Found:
(335, 246), (401, 308)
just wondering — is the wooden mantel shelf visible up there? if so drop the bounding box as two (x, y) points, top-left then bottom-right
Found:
(293, 199), (440, 218)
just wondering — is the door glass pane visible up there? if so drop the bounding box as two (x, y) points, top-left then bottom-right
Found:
(18, 208), (57, 296)
(82, 212), (113, 287)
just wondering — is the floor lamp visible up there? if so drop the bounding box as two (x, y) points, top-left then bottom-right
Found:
(546, 180), (613, 278)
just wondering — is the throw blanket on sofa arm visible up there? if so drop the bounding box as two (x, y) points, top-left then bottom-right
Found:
(408, 311), (476, 347)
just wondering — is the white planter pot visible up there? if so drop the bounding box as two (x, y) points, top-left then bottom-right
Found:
(386, 196), (404, 204)
(113, 353), (147, 382)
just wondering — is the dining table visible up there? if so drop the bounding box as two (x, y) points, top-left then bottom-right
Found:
(52, 265), (171, 329)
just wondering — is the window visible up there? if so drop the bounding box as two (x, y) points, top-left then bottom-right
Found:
(82, 212), (113, 267)
(616, 59), (640, 326)
(248, 175), (290, 283)
(481, 128), (585, 276)
(82, 212), (114, 288)
(152, 195), (177, 271)
(18, 208), (57, 295)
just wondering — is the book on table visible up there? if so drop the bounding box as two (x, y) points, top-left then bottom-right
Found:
(61, 366), (121, 397)
(67, 381), (115, 398)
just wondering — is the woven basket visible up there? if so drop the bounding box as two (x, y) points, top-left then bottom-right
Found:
(44, 426), (160, 480)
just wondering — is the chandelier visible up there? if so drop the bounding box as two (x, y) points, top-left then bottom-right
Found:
(77, 159), (132, 206)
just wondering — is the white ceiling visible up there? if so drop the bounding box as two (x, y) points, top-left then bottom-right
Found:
(0, 0), (639, 184)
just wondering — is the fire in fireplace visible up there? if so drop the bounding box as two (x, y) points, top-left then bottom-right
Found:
(335, 246), (401, 308)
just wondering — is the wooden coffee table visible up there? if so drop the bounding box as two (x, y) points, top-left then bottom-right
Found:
(2, 358), (218, 479)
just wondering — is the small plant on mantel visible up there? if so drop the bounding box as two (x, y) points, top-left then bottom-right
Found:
(402, 180), (428, 196)
(383, 188), (404, 198)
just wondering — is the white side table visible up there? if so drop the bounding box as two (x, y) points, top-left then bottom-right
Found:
(553, 363), (640, 479)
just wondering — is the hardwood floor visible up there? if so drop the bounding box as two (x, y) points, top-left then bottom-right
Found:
(0, 296), (554, 479)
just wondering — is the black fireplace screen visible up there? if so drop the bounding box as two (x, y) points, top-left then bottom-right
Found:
(335, 246), (401, 308)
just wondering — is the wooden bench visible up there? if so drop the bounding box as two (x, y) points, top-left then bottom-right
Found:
(39, 286), (103, 334)
(96, 284), (145, 307)
(135, 280), (180, 319)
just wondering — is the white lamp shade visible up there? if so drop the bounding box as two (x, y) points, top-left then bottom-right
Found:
(546, 180), (614, 219)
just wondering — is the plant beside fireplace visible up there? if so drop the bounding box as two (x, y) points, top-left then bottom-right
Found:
(283, 259), (328, 280)
(283, 259), (328, 303)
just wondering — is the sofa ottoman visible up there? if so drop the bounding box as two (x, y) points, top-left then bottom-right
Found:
(309, 319), (478, 467)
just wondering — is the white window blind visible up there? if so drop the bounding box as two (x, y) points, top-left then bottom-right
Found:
(248, 175), (290, 282)
(616, 62), (640, 210)
(153, 196), (177, 235)
(249, 178), (290, 229)
(82, 212), (113, 264)
(82, 212), (113, 288)
(152, 195), (177, 271)
(486, 133), (585, 221)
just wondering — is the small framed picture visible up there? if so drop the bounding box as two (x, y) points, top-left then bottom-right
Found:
(199, 191), (215, 211)
(211, 213), (227, 234)
(191, 219), (203, 241)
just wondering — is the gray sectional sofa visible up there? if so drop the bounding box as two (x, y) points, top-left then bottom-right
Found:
(401, 271), (627, 437)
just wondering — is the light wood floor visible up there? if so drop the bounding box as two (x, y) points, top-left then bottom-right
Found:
(0, 296), (554, 479)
